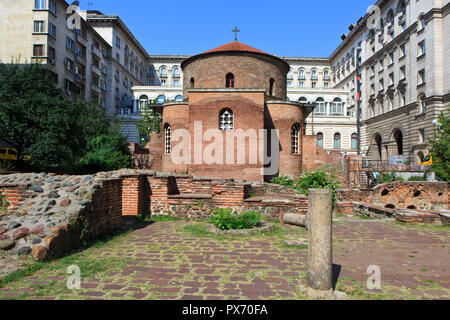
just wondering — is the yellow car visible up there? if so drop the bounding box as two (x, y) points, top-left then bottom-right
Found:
(0, 148), (30, 161)
(421, 154), (432, 165)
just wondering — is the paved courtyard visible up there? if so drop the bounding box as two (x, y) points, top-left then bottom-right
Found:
(0, 219), (449, 300)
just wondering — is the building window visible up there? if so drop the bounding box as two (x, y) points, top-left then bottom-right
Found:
(157, 95), (166, 104)
(317, 132), (324, 148)
(287, 81), (292, 88)
(219, 109), (234, 131)
(291, 124), (300, 154)
(419, 95), (426, 114)
(351, 133), (358, 150)
(173, 79), (179, 87)
(400, 66), (406, 80)
(389, 51), (394, 65)
(400, 90), (406, 106)
(334, 133), (341, 149)
(34, 21), (45, 33)
(298, 97), (308, 103)
(33, 44), (44, 57)
(175, 95), (183, 102)
(226, 73), (235, 88)
(323, 70), (330, 80)
(298, 69), (305, 80)
(379, 59), (384, 70)
(419, 13), (425, 29)
(400, 44), (406, 57)
(311, 82), (317, 88)
(314, 98), (326, 115)
(49, 1), (57, 14)
(418, 41), (426, 56)
(324, 82), (329, 88)
(139, 95), (148, 109)
(160, 67), (167, 77)
(389, 73), (394, 86)
(116, 37), (121, 48)
(311, 70), (318, 80)
(164, 124), (171, 154)
(298, 81), (304, 88)
(66, 37), (75, 51)
(34, 0), (46, 9)
(419, 129), (426, 143)
(173, 67), (180, 77)
(161, 79), (167, 87)
(190, 77), (195, 88)
(330, 98), (343, 116)
(418, 69), (426, 85)
(269, 78), (274, 96)
(49, 23), (56, 37)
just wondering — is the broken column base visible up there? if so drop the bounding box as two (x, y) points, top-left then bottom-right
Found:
(307, 287), (347, 300)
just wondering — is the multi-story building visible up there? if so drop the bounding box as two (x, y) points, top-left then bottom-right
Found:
(330, 0), (450, 165)
(0, 0), (112, 105)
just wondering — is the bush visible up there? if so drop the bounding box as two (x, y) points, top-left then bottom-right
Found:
(407, 174), (428, 182)
(271, 169), (341, 207)
(210, 208), (261, 230)
(377, 170), (405, 184)
(428, 112), (449, 181)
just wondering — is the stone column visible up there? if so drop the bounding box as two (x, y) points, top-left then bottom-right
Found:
(307, 188), (333, 293)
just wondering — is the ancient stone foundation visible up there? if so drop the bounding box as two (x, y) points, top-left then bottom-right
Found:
(336, 181), (449, 224)
(0, 170), (308, 261)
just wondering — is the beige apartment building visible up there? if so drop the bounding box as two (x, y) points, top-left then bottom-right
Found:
(0, 0), (112, 106)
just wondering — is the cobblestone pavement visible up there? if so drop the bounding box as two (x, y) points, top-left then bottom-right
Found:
(0, 220), (449, 300)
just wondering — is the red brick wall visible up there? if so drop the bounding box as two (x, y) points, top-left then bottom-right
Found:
(182, 53), (288, 100)
(302, 135), (343, 171)
(0, 184), (32, 214)
(266, 102), (304, 178)
(187, 91), (266, 182)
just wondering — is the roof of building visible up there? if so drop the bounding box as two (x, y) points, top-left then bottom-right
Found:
(181, 40), (290, 70)
(202, 40), (271, 55)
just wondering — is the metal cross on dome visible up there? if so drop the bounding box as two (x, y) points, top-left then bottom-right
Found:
(232, 26), (240, 41)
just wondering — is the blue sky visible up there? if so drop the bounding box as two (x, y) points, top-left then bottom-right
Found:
(80, 0), (375, 57)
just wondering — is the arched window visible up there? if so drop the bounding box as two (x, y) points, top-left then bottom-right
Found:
(139, 95), (149, 109)
(226, 73), (235, 88)
(314, 97), (326, 115)
(334, 133), (341, 149)
(298, 69), (305, 80)
(269, 78), (275, 96)
(298, 97), (308, 103)
(157, 95), (166, 104)
(317, 132), (324, 148)
(190, 77), (195, 88)
(330, 98), (343, 115)
(173, 67), (180, 77)
(351, 133), (358, 150)
(311, 69), (318, 80)
(175, 95), (183, 102)
(219, 109), (234, 131)
(160, 67), (167, 77)
(164, 124), (171, 154)
(393, 129), (404, 155)
(323, 70), (330, 80)
(291, 124), (300, 154)
(374, 134), (382, 160)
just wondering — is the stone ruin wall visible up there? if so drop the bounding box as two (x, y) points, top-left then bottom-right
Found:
(0, 170), (308, 261)
(336, 181), (450, 224)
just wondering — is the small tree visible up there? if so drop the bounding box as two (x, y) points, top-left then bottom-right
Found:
(136, 101), (162, 144)
(0, 63), (130, 173)
(429, 111), (449, 181)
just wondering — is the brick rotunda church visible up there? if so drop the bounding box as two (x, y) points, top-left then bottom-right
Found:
(148, 40), (315, 182)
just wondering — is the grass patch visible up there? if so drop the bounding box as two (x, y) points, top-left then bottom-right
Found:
(359, 215), (372, 220)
